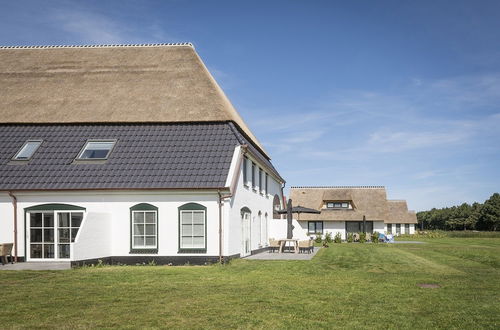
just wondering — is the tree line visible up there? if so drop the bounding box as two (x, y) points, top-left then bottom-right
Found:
(417, 193), (500, 231)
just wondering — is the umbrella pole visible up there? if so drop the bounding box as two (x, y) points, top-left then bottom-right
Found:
(287, 199), (293, 239)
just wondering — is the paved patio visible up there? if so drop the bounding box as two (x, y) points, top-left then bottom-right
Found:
(0, 262), (71, 271)
(244, 247), (321, 260)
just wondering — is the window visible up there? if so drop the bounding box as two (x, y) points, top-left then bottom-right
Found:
(326, 202), (349, 209)
(387, 224), (392, 234)
(77, 140), (116, 160)
(405, 223), (410, 234)
(308, 221), (323, 234)
(396, 224), (401, 235)
(243, 157), (248, 186)
(345, 221), (373, 234)
(259, 168), (263, 194)
(13, 140), (42, 160)
(265, 173), (269, 195)
(130, 203), (158, 252)
(251, 162), (256, 189)
(25, 203), (86, 260)
(57, 212), (83, 258)
(179, 203), (207, 253)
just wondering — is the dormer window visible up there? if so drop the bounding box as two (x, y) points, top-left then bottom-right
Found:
(326, 202), (350, 209)
(12, 140), (43, 160)
(77, 140), (116, 160)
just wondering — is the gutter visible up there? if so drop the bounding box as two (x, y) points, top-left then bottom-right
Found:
(7, 191), (18, 262)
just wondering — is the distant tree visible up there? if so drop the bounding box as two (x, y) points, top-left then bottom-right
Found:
(477, 193), (500, 231)
(417, 193), (499, 231)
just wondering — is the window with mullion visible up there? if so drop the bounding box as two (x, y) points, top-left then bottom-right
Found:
(132, 210), (157, 249)
(180, 210), (205, 249)
(308, 221), (323, 234)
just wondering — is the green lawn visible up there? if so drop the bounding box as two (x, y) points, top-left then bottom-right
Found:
(1, 238), (499, 329)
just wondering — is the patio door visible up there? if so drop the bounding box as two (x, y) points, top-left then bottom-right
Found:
(241, 211), (251, 257)
(27, 211), (83, 260)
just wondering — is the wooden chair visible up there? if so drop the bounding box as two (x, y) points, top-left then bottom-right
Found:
(298, 240), (310, 254)
(0, 243), (14, 265)
(268, 239), (280, 253)
(308, 239), (314, 254)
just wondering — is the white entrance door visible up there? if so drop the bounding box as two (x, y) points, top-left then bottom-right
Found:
(241, 212), (251, 257)
(27, 211), (83, 260)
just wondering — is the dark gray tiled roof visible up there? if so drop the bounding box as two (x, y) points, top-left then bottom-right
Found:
(0, 122), (281, 190)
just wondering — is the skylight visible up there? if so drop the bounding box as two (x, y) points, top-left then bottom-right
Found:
(77, 140), (116, 160)
(13, 140), (42, 160)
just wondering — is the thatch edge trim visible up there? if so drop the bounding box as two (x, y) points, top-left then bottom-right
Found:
(0, 43), (194, 49)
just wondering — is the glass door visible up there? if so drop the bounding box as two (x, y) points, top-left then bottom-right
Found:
(57, 212), (83, 259)
(241, 212), (251, 257)
(29, 212), (55, 259)
(28, 211), (83, 260)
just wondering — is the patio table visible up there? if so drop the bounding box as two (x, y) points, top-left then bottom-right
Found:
(279, 238), (299, 254)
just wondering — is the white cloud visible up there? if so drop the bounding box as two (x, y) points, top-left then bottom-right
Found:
(50, 6), (175, 45)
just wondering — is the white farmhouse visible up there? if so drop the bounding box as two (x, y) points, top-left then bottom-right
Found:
(0, 43), (285, 265)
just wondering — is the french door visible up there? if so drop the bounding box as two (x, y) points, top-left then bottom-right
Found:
(28, 211), (83, 260)
(241, 212), (251, 257)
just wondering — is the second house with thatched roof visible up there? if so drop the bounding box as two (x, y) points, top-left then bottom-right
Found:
(278, 186), (417, 240)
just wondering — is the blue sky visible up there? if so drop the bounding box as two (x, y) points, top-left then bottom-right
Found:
(1, 0), (499, 210)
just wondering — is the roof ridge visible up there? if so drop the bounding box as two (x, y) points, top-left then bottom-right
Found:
(0, 43), (194, 50)
(291, 186), (385, 189)
(387, 199), (407, 202)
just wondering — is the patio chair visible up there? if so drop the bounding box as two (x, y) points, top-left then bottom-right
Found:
(365, 233), (371, 242)
(308, 239), (314, 254)
(353, 233), (360, 242)
(268, 239), (280, 253)
(0, 243), (14, 265)
(298, 240), (310, 254)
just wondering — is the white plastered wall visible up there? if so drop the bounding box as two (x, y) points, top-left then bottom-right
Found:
(0, 190), (220, 261)
(224, 151), (284, 257)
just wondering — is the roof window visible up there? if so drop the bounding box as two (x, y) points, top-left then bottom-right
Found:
(326, 202), (350, 209)
(77, 140), (116, 160)
(12, 140), (42, 160)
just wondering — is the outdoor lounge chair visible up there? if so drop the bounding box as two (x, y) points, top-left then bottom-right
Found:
(268, 239), (280, 253)
(0, 243), (13, 265)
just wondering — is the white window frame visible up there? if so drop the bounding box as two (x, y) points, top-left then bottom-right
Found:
(180, 209), (206, 250)
(76, 139), (117, 160)
(27, 210), (85, 261)
(131, 210), (158, 249)
(12, 140), (43, 161)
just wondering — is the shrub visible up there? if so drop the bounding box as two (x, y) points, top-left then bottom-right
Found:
(325, 232), (333, 243)
(334, 232), (342, 243)
(347, 233), (354, 243)
(372, 231), (380, 243)
(315, 234), (323, 243)
(359, 232), (366, 243)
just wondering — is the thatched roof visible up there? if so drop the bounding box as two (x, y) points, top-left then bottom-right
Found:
(289, 186), (417, 223)
(386, 200), (418, 224)
(290, 186), (389, 221)
(0, 43), (266, 156)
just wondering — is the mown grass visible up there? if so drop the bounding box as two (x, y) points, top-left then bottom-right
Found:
(1, 238), (499, 329)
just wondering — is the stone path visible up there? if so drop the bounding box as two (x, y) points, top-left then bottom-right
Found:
(244, 247), (321, 260)
(0, 262), (71, 270)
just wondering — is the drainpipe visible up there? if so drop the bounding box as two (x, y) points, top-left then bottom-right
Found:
(8, 191), (18, 263)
